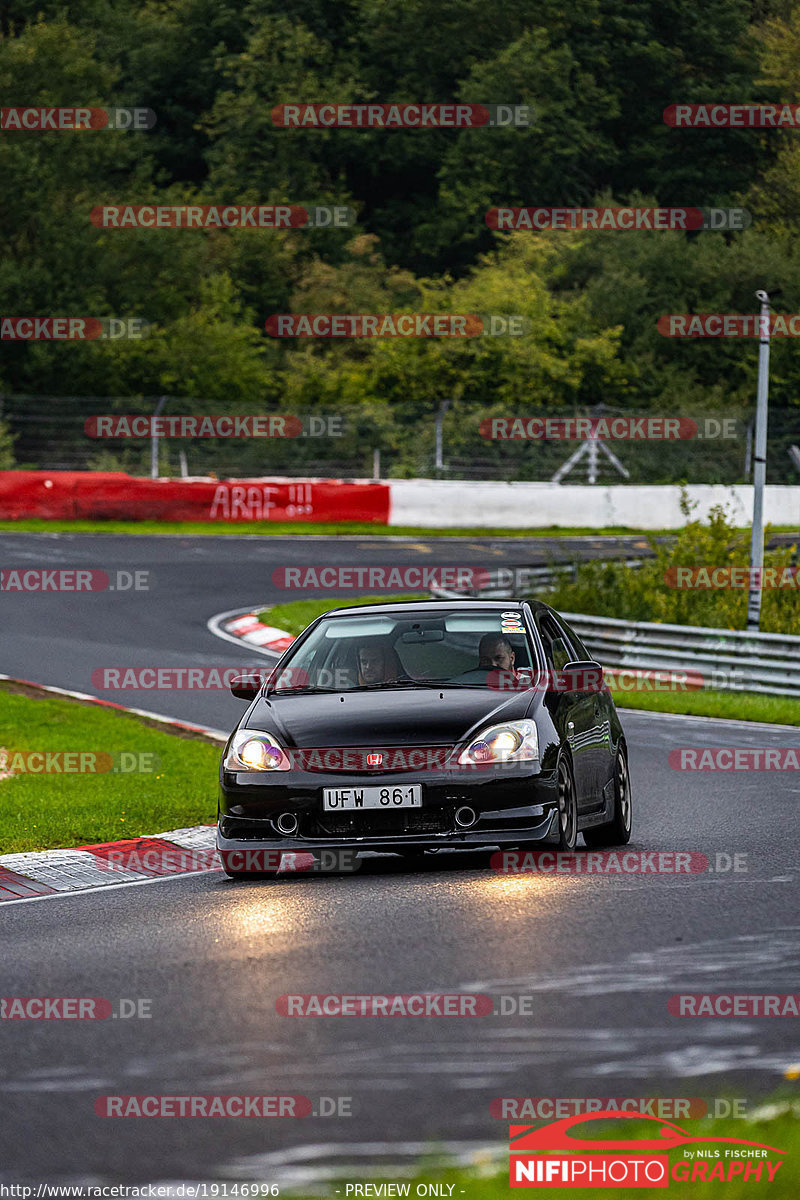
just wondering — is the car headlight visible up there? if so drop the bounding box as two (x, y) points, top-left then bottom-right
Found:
(224, 729), (291, 772)
(457, 720), (538, 765)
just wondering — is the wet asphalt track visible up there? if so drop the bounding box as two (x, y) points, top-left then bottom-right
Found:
(0, 533), (799, 1189)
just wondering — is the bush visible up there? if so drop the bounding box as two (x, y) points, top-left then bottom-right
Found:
(540, 495), (799, 634)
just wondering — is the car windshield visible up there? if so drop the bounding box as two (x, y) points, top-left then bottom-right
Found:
(269, 609), (535, 693)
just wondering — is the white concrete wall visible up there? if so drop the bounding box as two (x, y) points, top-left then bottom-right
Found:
(389, 481), (800, 529)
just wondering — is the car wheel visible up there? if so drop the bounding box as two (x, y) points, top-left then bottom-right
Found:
(583, 744), (632, 848)
(556, 756), (578, 851)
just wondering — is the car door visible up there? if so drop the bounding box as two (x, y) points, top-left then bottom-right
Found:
(533, 610), (599, 808)
(558, 612), (616, 795)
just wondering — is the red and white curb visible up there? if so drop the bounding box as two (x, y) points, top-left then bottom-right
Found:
(0, 825), (221, 901)
(229, 613), (295, 651)
(207, 605), (295, 655)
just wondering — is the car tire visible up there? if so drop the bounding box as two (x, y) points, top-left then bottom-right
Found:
(583, 744), (632, 848)
(555, 756), (578, 851)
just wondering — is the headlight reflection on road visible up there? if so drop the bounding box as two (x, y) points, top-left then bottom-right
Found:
(230, 893), (298, 943)
(476, 871), (576, 903)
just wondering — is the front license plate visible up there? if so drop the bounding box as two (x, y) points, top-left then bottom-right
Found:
(322, 785), (422, 811)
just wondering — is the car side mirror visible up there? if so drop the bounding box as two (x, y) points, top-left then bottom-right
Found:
(558, 660), (604, 693)
(229, 673), (263, 700)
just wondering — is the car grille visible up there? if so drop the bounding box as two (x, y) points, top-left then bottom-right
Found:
(295, 746), (451, 773)
(310, 809), (453, 838)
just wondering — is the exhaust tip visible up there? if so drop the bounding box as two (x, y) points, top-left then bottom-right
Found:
(454, 805), (478, 829)
(275, 811), (299, 836)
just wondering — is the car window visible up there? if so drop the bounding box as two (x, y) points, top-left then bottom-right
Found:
(394, 639), (473, 677)
(535, 612), (578, 671)
(271, 610), (534, 690)
(558, 615), (593, 663)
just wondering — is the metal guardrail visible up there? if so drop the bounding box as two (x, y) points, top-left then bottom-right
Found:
(562, 612), (800, 699)
(433, 569), (800, 698)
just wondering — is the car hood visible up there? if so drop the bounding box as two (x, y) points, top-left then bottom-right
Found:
(246, 687), (534, 748)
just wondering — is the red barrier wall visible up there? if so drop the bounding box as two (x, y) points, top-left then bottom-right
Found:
(0, 472), (390, 523)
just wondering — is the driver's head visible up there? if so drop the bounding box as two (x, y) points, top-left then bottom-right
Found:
(358, 643), (389, 684)
(478, 634), (515, 671)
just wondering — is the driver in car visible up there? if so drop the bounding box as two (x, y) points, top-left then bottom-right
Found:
(479, 633), (517, 673)
(357, 642), (406, 685)
(452, 633), (521, 687)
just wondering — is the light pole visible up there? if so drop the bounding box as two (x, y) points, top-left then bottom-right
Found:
(746, 290), (771, 631)
(435, 399), (451, 472)
(150, 395), (167, 479)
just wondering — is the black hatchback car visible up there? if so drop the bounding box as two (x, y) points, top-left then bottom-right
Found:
(217, 599), (631, 876)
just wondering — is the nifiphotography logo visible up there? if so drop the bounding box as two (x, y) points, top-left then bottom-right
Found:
(508, 1111), (785, 1188)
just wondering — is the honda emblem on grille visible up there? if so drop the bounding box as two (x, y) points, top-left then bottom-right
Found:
(367, 753), (383, 766)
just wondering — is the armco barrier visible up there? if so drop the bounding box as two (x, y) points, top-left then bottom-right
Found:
(563, 612), (800, 699)
(0, 472), (390, 523)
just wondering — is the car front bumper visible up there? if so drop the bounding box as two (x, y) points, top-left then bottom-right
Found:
(217, 762), (560, 855)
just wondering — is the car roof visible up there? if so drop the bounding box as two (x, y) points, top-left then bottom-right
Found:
(321, 598), (550, 617)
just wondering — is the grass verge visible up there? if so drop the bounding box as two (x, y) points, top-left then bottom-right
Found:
(2, 518), (799, 538)
(0, 518), (692, 537)
(614, 688), (800, 726)
(259, 595), (426, 636)
(0, 681), (220, 853)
